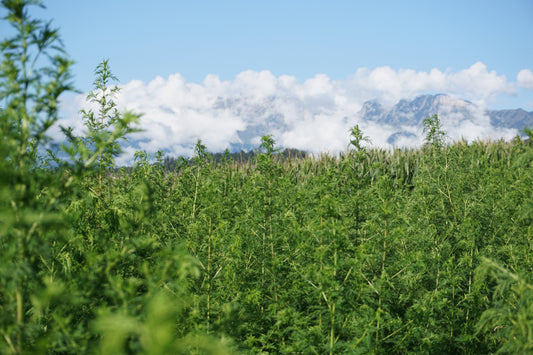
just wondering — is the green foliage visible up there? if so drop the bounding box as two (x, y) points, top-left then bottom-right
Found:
(2, 3), (533, 354)
(0, 2), (232, 353)
(475, 258), (533, 354)
(0, 0), (75, 168)
(80, 59), (125, 169)
(161, 147), (309, 171)
(423, 114), (446, 149)
(60, 59), (140, 179)
(349, 124), (371, 152)
(0, 1), (75, 353)
(521, 126), (533, 143)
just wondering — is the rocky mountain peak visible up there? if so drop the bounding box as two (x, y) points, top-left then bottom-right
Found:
(357, 94), (533, 145)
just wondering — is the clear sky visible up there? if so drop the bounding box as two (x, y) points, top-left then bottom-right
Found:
(5, 1), (529, 101)
(1, 0), (533, 158)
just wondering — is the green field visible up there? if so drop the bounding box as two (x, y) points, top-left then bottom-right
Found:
(1, 2), (533, 354)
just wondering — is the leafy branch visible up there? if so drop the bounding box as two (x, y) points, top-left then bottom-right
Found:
(0, 0), (75, 167)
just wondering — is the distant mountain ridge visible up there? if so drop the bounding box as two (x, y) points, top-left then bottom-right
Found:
(487, 108), (533, 130)
(360, 94), (533, 128)
(357, 94), (533, 145)
(359, 94), (474, 126)
(222, 93), (533, 151)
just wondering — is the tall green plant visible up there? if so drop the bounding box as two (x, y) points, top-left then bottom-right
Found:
(61, 59), (140, 182)
(344, 125), (371, 243)
(0, 1), (75, 352)
(82, 60), (121, 172)
(0, 0), (75, 168)
(349, 125), (371, 153)
(422, 114), (445, 150)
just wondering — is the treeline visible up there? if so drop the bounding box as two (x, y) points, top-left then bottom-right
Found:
(2, 2), (533, 354)
(158, 147), (309, 172)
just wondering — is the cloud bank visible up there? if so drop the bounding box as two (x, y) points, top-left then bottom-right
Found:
(55, 62), (527, 164)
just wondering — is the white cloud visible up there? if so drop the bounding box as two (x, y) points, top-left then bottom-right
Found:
(517, 69), (533, 89)
(54, 62), (527, 164)
(345, 62), (515, 106)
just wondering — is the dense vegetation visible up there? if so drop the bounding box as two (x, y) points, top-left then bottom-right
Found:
(156, 148), (309, 174)
(1, 1), (533, 354)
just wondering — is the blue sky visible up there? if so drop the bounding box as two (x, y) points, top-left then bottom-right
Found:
(13, 1), (531, 104)
(2, 1), (533, 158)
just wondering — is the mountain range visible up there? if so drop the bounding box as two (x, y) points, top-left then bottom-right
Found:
(224, 94), (533, 151)
(357, 94), (533, 145)
(359, 94), (533, 130)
